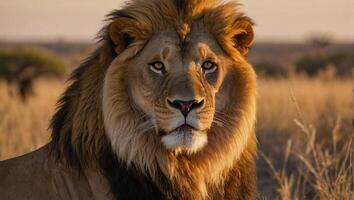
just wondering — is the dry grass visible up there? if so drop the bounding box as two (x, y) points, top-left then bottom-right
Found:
(257, 77), (351, 136)
(0, 76), (352, 199)
(257, 77), (353, 199)
(0, 79), (65, 160)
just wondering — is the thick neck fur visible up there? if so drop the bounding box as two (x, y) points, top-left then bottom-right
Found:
(98, 138), (256, 200)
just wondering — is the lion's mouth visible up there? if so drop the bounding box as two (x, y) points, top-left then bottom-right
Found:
(162, 123), (208, 153)
(170, 123), (196, 133)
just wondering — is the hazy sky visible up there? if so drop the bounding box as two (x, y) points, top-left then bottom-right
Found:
(0, 0), (353, 42)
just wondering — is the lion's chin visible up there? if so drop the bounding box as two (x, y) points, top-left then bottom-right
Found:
(161, 127), (207, 155)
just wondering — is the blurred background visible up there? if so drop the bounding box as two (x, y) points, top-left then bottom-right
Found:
(0, 0), (353, 199)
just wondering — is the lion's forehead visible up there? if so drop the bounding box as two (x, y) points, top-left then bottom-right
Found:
(141, 29), (223, 63)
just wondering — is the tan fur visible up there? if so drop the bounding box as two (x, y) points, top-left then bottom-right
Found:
(0, 1), (257, 199)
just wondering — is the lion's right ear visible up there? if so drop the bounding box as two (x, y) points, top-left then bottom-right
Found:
(109, 17), (140, 55)
(231, 17), (255, 56)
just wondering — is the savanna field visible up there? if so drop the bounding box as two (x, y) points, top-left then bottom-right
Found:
(0, 43), (353, 199)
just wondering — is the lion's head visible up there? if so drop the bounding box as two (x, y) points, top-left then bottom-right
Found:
(50, 0), (257, 198)
(104, 22), (239, 154)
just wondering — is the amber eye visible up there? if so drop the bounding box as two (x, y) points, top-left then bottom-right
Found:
(202, 61), (217, 74)
(149, 61), (165, 74)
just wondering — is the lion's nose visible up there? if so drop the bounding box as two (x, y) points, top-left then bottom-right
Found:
(167, 99), (205, 117)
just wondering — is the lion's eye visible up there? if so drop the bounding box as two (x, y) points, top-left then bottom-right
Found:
(202, 61), (217, 74)
(149, 61), (165, 74)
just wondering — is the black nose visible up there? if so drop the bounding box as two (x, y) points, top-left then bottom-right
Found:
(167, 99), (205, 117)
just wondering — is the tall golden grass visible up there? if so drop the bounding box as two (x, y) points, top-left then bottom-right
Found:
(0, 79), (65, 160)
(257, 77), (353, 199)
(0, 76), (352, 198)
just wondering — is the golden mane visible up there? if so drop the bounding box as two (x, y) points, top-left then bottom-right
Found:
(50, 0), (257, 199)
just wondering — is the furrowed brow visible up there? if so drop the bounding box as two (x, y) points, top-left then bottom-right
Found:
(198, 45), (217, 60)
(161, 46), (171, 60)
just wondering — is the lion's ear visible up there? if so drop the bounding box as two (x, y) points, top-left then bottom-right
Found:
(109, 18), (138, 54)
(232, 17), (254, 56)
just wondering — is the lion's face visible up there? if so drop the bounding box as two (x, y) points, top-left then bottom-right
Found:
(105, 27), (233, 154)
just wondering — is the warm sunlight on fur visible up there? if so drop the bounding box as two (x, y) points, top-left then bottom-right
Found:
(101, 0), (257, 198)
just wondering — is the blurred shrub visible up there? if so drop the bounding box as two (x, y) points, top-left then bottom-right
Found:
(0, 47), (68, 79)
(295, 54), (328, 76)
(253, 61), (288, 78)
(306, 33), (333, 51)
(328, 52), (354, 76)
(295, 52), (353, 77)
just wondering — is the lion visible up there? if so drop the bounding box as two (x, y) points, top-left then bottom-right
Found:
(0, 0), (257, 199)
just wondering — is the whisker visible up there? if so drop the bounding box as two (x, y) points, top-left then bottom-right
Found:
(213, 113), (239, 127)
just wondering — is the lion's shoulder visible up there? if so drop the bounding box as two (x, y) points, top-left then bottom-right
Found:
(0, 145), (105, 200)
(0, 145), (53, 199)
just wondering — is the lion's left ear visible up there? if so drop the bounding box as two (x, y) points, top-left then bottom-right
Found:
(231, 17), (254, 56)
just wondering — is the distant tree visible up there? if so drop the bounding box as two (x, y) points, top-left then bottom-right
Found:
(0, 48), (68, 101)
(296, 33), (354, 77)
(306, 33), (333, 52)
